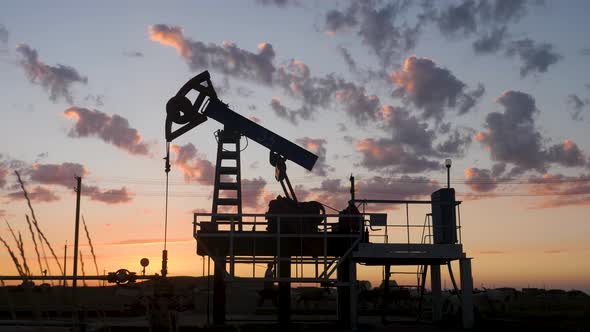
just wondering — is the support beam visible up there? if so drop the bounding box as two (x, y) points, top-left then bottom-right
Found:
(430, 264), (442, 323)
(460, 258), (474, 329)
(349, 259), (358, 330)
(213, 259), (226, 325)
(278, 259), (291, 325)
(337, 257), (350, 326)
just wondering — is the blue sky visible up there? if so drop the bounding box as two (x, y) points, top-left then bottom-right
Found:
(1, 0), (589, 290)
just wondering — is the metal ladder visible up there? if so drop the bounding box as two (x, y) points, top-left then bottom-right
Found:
(211, 128), (243, 231)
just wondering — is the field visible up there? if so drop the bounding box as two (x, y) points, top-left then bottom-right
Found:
(1, 277), (589, 331)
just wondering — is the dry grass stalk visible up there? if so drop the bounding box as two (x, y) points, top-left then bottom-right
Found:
(82, 215), (100, 275)
(79, 250), (88, 287)
(25, 215), (44, 275)
(4, 219), (30, 276)
(0, 235), (25, 277)
(17, 232), (31, 276)
(14, 170), (63, 275)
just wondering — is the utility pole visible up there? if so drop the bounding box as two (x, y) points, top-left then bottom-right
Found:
(72, 176), (82, 288)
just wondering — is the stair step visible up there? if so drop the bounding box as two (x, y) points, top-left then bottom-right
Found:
(219, 166), (238, 175)
(220, 151), (239, 159)
(218, 182), (239, 190)
(217, 198), (239, 206)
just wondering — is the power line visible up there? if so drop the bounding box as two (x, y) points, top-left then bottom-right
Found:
(85, 174), (590, 186)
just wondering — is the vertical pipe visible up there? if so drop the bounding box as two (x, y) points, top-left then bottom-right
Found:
(447, 166), (450, 189)
(72, 176), (81, 288)
(63, 241), (67, 287)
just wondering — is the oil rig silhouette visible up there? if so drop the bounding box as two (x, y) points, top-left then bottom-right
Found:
(166, 71), (475, 329)
(0, 71), (475, 331)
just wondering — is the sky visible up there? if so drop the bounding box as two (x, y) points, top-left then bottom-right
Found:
(1, 0), (589, 292)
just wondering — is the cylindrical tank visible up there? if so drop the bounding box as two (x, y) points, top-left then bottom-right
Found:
(431, 188), (457, 244)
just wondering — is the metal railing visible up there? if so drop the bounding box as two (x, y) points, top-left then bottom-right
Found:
(194, 213), (365, 283)
(353, 199), (463, 246)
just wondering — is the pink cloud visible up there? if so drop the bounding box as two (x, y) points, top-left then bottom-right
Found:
(64, 107), (150, 156)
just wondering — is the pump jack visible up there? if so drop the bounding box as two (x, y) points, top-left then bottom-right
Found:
(165, 71), (319, 219)
(165, 71), (324, 323)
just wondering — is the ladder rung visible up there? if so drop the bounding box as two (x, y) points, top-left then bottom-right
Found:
(213, 214), (242, 221)
(217, 198), (239, 206)
(220, 151), (238, 159)
(218, 182), (239, 190)
(219, 166), (238, 175)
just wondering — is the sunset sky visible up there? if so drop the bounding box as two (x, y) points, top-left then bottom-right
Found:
(1, 0), (589, 292)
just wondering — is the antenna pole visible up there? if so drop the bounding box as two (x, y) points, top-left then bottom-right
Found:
(72, 176), (82, 288)
(350, 174), (355, 201)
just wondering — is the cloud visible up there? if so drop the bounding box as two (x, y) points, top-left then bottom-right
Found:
(170, 143), (215, 185)
(123, 51), (144, 58)
(546, 140), (586, 167)
(527, 173), (590, 208)
(83, 186), (133, 204)
(436, 127), (475, 157)
(0, 24), (8, 44)
(6, 185), (60, 203)
(505, 38), (562, 77)
(392, 56), (484, 122)
(473, 26), (507, 54)
(333, 84), (380, 125)
(476, 91), (544, 172)
(376, 106), (474, 164)
(566, 94), (588, 121)
(356, 138), (440, 173)
(296, 137), (333, 176)
(24, 162), (132, 204)
(435, 0), (479, 37)
(337, 46), (357, 73)
(434, 0), (527, 36)
(149, 24), (276, 84)
(149, 24), (388, 126)
(580, 47), (590, 56)
(378, 105), (435, 155)
(296, 179), (350, 210)
(356, 175), (440, 200)
(323, 1), (422, 66)
(296, 175), (439, 211)
(64, 107), (150, 156)
(430, 1), (562, 78)
(242, 177), (270, 210)
(15, 43), (87, 103)
(270, 97), (298, 124)
(464, 167), (498, 192)
(28, 162), (87, 187)
(476, 91), (587, 173)
(324, 5), (358, 34)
